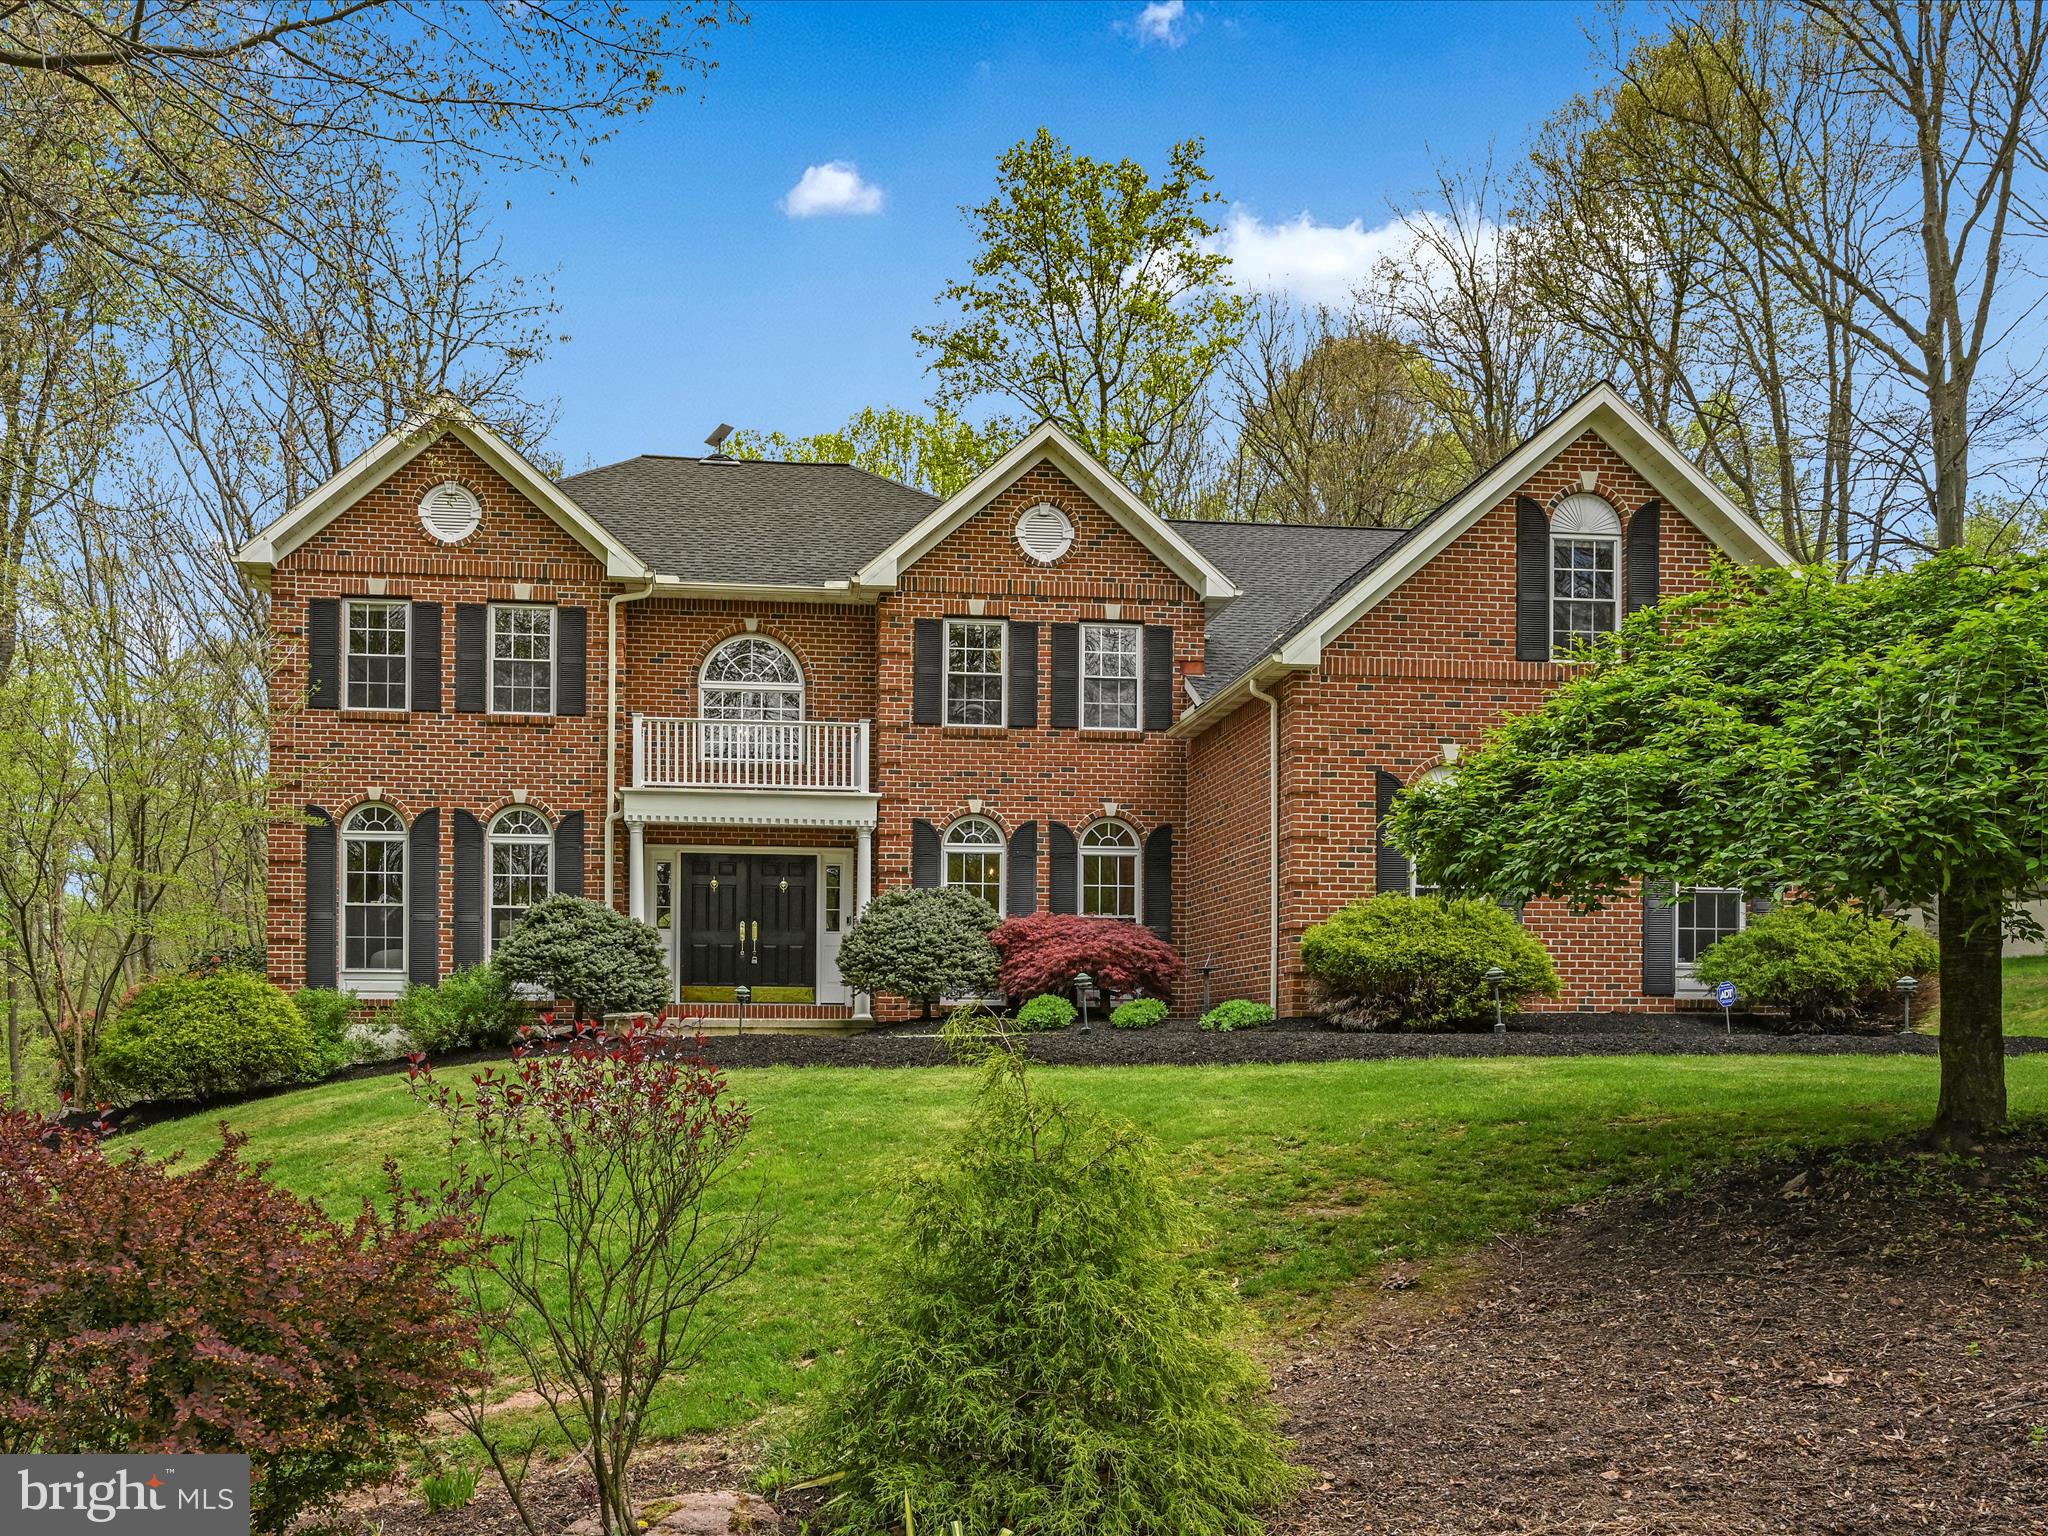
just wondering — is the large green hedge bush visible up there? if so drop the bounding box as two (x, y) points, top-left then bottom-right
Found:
(1300, 894), (1560, 1031)
(96, 972), (323, 1106)
(491, 896), (669, 1020)
(835, 887), (1000, 1017)
(396, 964), (523, 1054)
(1695, 903), (1937, 1028)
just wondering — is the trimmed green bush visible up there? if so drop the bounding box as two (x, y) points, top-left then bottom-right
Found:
(295, 987), (361, 1076)
(1014, 992), (1078, 1032)
(395, 965), (522, 1054)
(491, 896), (669, 1021)
(1199, 999), (1275, 1032)
(1300, 894), (1560, 1031)
(1111, 997), (1169, 1030)
(1695, 902), (1938, 1028)
(787, 1041), (1301, 1533)
(836, 887), (1000, 1018)
(95, 972), (322, 1106)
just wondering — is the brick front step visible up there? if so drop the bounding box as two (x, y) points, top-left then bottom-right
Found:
(653, 1002), (867, 1036)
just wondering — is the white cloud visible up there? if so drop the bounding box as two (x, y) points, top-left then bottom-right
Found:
(1132, 0), (1189, 47)
(1211, 207), (1481, 307)
(781, 161), (885, 218)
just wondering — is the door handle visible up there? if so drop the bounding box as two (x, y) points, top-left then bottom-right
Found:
(751, 919), (760, 962)
(737, 921), (746, 962)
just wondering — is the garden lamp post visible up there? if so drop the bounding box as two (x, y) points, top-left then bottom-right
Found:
(1201, 955), (1215, 1017)
(1895, 974), (1919, 1034)
(1484, 965), (1506, 1034)
(734, 984), (751, 1038)
(1074, 971), (1094, 1035)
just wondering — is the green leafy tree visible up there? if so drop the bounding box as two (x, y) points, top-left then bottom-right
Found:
(915, 128), (1246, 510)
(1391, 553), (2048, 1143)
(726, 405), (1019, 499)
(835, 887), (998, 1019)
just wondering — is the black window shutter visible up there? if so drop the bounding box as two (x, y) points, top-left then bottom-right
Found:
(554, 811), (585, 897)
(307, 600), (340, 710)
(1048, 822), (1077, 914)
(1627, 498), (1662, 616)
(911, 819), (940, 887)
(1006, 821), (1039, 915)
(1642, 882), (1676, 996)
(1515, 495), (1551, 662)
(408, 809), (440, 986)
(454, 605), (488, 713)
(1375, 768), (1411, 896)
(556, 607), (588, 716)
(913, 619), (943, 726)
(453, 811), (484, 969)
(1007, 621), (1039, 729)
(304, 807), (337, 989)
(1049, 624), (1080, 730)
(1142, 625), (1174, 731)
(1144, 824), (1174, 942)
(410, 602), (443, 713)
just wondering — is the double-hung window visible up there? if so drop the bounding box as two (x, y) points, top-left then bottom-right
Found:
(1675, 886), (1745, 993)
(943, 817), (1005, 912)
(1080, 623), (1140, 731)
(342, 805), (406, 982)
(491, 605), (554, 713)
(487, 808), (552, 952)
(344, 600), (409, 710)
(1079, 820), (1139, 920)
(1549, 493), (1623, 652)
(944, 619), (1006, 726)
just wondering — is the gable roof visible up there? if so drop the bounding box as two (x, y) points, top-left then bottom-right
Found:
(1171, 382), (1798, 736)
(234, 395), (650, 581)
(852, 421), (1240, 608)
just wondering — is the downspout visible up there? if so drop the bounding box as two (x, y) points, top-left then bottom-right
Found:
(1246, 670), (1281, 1011)
(603, 578), (659, 906)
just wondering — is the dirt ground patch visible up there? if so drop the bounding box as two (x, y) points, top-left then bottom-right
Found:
(1270, 1130), (2048, 1536)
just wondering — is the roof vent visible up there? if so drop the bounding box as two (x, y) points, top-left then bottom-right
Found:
(1016, 501), (1075, 564)
(419, 481), (482, 543)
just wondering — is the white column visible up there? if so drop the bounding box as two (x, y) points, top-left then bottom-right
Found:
(628, 820), (647, 922)
(852, 823), (875, 1021)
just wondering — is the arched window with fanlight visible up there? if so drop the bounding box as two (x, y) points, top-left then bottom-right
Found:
(700, 635), (804, 764)
(1550, 493), (1622, 651)
(342, 805), (406, 977)
(488, 808), (552, 952)
(943, 816), (1004, 913)
(1079, 820), (1140, 921)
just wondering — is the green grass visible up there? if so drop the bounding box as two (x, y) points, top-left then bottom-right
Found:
(128, 1052), (2048, 1445)
(1990, 956), (2048, 1036)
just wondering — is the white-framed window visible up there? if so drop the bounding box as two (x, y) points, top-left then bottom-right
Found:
(944, 619), (1006, 727)
(1550, 493), (1622, 652)
(342, 805), (406, 980)
(344, 599), (409, 711)
(487, 808), (552, 953)
(824, 863), (843, 932)
(490, 604), (555, 713)
(1080, 622), (1140, 731)
(1675, 886), (1746, 993)
(700, 635), (804, 763)
(1079, 819), (1139, 920)
(943, 816), (1005, 913)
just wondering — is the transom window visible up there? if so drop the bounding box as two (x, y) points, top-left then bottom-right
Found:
(488, 808), (552, 952)
(491, 605), (554, 713)
(1080, 623), (1140, 731)
(943, 816), (1005, 913)
(944, 619), (1006, 727)
(1676, 886), (1745, 969)
(344, 600), (409, 711)
(1550, 493), (1622, 652)
(342, 805), (406, 975)
(1079, 820), (1139, 920)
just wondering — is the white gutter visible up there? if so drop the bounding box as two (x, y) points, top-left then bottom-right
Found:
(1245, 672), (1282, 1011)
(603, 578), (659, 905)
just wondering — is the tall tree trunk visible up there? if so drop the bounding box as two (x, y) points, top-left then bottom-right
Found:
(1934, 885), (2006, 1145)
(5, 977), (17, 1102)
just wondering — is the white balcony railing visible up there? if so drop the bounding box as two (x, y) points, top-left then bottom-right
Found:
(632, 715), (871, 793)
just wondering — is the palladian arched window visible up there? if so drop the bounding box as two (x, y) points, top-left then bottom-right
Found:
(943, 816), (1004, 913)
(488, 808), (552, 951)
(1079, 820), (1140, 921)
(701, 636), (804, 720)
(1549, 493), (1622, 651)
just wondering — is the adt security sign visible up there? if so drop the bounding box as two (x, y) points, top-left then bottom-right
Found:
(1714, 981), (1738, 1009)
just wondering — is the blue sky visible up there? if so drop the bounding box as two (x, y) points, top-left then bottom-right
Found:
(494, 1), (1614, 472)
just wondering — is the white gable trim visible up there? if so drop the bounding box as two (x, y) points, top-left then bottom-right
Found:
(233, 395), (651, 581)
(852, 421), (1239, 607)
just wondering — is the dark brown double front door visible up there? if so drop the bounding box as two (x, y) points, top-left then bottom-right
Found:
(682, 853), (816, 999)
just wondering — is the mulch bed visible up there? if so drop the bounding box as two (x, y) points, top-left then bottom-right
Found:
(1270, 1129), (2048, 1535)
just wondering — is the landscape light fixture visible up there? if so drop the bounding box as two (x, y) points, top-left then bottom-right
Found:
(734, 983), (751, 1037)
(1484, 965), (1507, 1033)
(1201, 955), (1216, 1017)
(1895, 974), (1919, 1033)
(1074, 971), (1094, 1035)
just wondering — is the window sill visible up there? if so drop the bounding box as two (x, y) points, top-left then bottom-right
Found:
(938, 723), (1016, 737)
(341, 971), (405, 1001)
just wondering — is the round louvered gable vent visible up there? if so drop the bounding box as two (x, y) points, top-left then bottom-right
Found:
(419, 481), (482, 543)
(1016, 502), (1075, 564)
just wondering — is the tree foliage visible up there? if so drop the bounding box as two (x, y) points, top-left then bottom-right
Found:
(490, 896), (669, 1022)
(727, 405), (1020, 499)
(989, 913), (1183, 1000)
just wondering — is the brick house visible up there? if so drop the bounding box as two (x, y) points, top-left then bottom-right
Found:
(237, 382), (1791, 1023)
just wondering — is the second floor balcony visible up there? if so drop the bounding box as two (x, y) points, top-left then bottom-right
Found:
(631, 714), (872, 793)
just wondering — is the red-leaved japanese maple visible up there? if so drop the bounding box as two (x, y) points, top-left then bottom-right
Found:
(989, 914), (1183, 1000)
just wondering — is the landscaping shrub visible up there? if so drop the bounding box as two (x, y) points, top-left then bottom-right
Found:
(989, 912), (1183, 1000)
(787, 1036), (1300, 1534)
(1014, 992), (1078, 1032)
(95, 972), (323, 1106)
(1111, 997), (1169, 1030)
(294, 986), (361, 1076)
(1300, 894), (1560, 1031)
(1200, 999), (1275, 1032)
(490, 895), (668, 1020)
(1695, 902), (1938, 1028)
(186, 941), (267, 978)
(0, 1110), (478, 1532)
(835, 887), (1000, 1018)
(395, 964), (522, 1054)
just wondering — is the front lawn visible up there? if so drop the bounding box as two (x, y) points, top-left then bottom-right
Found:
(129, 1052), (2048, 1446)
